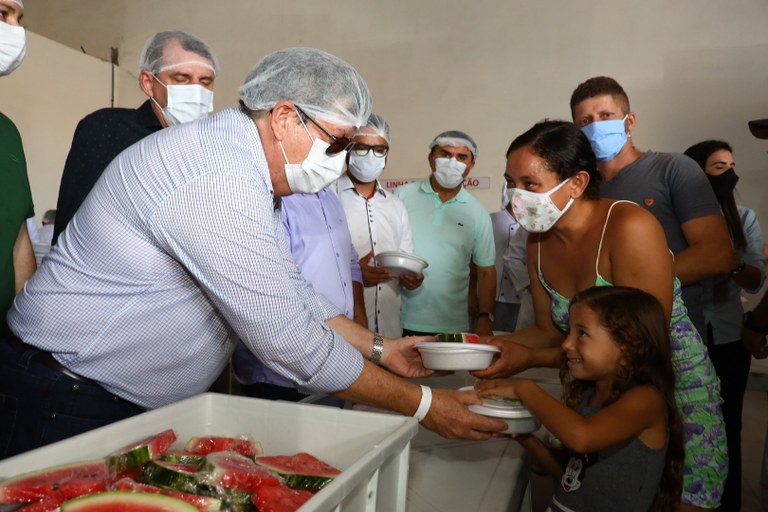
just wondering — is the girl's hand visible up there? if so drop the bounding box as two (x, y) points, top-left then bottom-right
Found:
(473, 377), (523, 400)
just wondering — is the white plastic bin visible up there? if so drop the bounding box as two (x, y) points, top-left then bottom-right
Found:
(0, 393), (419, 511)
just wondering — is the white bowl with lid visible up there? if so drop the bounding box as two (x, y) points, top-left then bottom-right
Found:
(415, 342), (499, 371)
(374, 251), (428, 277)
(460, 386), (541, 434)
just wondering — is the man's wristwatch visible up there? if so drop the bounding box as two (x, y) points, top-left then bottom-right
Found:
(743, 310), (768, 335)
(371, 333), (384, 364)
(477, 311), (494, 323)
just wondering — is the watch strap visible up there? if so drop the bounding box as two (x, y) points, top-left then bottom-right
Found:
(371, 333), (384, 364)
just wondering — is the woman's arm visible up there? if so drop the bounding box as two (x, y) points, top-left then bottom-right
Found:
(473, 238), (565, 378)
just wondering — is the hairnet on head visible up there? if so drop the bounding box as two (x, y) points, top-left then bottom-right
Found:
(429, 130), (478, 159)
(239, 47), (372, 128)
(9, 0), (23, 10)
(354, 113), (391, 144)
(138, 31), (220, 76)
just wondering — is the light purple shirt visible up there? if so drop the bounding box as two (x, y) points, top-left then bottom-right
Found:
(234, 188), (362, 386)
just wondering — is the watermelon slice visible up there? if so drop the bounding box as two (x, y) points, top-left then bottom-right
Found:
(14, 497), (63, 511)
(252, 481), (313, 512)
(141, 461), (200, 495)
(436, 332), (480, 343)
(160, 451), (206, 468)
(111, 477), (222, 512)
(183, 436), (263, 459)
(0, 459), (107, 504)
(198, 451), (282, 492)
(254, 453), (340, 491)
(106, 429), (177, 476)
(60, 490), (198, 511)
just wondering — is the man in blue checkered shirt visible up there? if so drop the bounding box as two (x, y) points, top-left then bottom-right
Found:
(1, 47), (507, 458)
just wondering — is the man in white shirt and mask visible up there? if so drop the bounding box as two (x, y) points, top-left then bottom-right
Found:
(52, 30), (219, 245)
(333, 114), (423, 338)
(394, 131), (496, 336)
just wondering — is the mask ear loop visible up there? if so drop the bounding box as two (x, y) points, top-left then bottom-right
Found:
(295, 109), (315, 139)
(278, 109), (316, 165)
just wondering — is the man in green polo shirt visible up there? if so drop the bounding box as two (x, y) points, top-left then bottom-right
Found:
(394, 131), (496, 336)
(0, 0), (36, 339)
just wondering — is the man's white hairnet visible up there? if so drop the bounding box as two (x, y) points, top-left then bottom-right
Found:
(239, 47), (372, 128)
(138, 31), (219, 76)
(429, 130), (479, 159)
(355, 113), (390, 144)
(9, 0), (23, 10)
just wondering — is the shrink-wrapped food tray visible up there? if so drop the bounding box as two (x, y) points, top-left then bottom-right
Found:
(0, 393), (418, 511)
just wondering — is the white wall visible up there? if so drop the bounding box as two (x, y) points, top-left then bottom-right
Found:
(9, 0), (768, 255)
(0, 32), (123, 222)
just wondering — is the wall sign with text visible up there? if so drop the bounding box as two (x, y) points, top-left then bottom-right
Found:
(382, 176), (490, 191)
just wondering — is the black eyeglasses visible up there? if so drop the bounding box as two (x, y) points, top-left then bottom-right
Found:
(352, 143), (389, 158)
(295, 105), (355, 155)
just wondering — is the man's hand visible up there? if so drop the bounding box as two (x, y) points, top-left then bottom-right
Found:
(420, 388), (508, 440)
(359, 251), (392, 286)
(399, 272), (424, 290)
(379, 335), (436, 378)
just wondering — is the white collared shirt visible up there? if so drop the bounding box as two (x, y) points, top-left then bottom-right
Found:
(332, 175), (413, 337)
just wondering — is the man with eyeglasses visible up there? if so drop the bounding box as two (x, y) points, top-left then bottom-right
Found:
(1, 48), (506, 457)
(394, 131), (497, 337)
(232, 110), (369, 403)
(332, 114), (422, 338)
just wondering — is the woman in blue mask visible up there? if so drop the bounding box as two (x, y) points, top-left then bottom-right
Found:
(683, 140), (766, 512)
(473, 120), (728, 512)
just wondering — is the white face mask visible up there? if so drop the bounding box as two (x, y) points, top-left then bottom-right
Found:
(348, 152), (385, 183)
(280, 112), (348, 194)
(151, 75), (214, 126)
(509, 178), (574, 232)
(433, 157), (467, 189)
(0, 22), (26, 76)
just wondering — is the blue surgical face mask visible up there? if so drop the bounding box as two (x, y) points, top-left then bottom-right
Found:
(580, 115), (628, 162)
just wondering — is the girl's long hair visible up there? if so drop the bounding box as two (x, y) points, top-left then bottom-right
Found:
(560, 286), (683, 511)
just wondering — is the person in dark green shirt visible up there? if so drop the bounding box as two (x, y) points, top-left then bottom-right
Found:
(0, 0), (35, 337)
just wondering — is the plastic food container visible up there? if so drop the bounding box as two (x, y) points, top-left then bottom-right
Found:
(0, 393), (418, 512)
(460, 387), (541, 434)
(374, 250), (428, 276)
(415, 342), (499, 371)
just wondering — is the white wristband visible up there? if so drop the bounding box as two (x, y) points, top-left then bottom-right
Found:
(413, 385), (432, 422)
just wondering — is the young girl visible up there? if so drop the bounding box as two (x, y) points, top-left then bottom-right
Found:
(476, 286), (684, 512)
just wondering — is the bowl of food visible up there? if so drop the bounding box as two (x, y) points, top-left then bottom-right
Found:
(415, 341), (499, 371)
(374, 251), (428, 277)
(460, 386), (541, 434)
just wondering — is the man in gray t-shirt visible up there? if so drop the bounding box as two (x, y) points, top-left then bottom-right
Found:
(569, 76), (737, 336)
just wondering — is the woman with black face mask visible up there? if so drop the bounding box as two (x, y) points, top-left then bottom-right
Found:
(684, 139), (766, 512)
